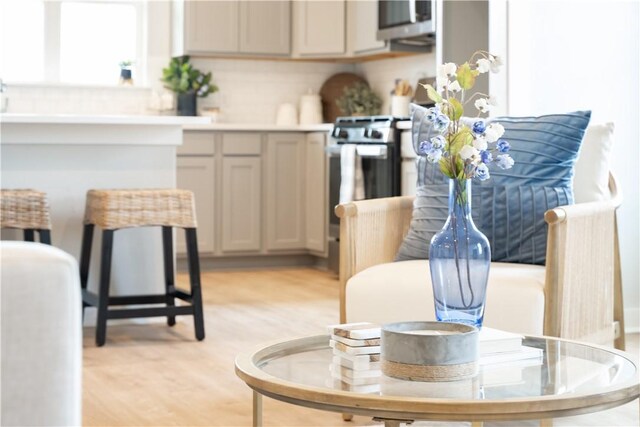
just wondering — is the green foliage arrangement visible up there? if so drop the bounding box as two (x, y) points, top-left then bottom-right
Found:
(161, 56), (218, 97)
(336, 82), (382, 116)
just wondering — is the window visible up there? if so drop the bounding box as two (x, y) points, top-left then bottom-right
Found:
(0, 0), (145, 86)
(0, 1), (45, 82)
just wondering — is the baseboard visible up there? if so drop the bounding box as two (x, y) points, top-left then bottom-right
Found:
(625, 307), (640, 333)
(177, 254), (327, 272)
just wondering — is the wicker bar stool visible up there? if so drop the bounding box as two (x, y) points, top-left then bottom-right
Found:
(80, 189), (205, 346)
(1, 189), (52, 244)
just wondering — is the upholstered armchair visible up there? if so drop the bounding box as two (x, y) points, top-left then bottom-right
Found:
(337, 169), (625, 351)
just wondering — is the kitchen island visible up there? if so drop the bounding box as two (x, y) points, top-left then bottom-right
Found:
(0, 114), (210, 316)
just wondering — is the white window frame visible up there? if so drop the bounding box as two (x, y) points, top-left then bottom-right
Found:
(20, 0), (147, 86)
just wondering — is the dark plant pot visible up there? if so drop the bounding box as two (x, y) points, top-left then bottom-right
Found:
(120, 69), (132, 80)
(177, 92), (197, 116)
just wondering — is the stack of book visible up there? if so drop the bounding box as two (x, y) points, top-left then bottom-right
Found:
(479, 327), (544, 387)
(327, 322), (382, 393)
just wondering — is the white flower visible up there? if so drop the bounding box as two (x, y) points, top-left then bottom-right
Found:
(477, 58), (491, 73)
(430, 135), (446, 149)
(490, 55), (504, 73)
(435, 76), (449, 93)
(443, 62), (457, 76)
(459, 145), (480, 161)
(496, 154), (514, 169)
(473, 136), (488, 151)
(474, 98), (491, 113)
(484, 123), (505, 142)
(448, 80), (462, 93)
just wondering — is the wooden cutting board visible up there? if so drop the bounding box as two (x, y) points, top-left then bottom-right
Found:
(319, 73), (368, 123)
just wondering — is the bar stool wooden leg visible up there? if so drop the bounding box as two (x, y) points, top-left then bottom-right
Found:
(79, 224), (94, 320)
(38, 229), (51, 245)
(162, 226), (176, 327)
(185, 227), (205, 341)
(96, 229), (114, 347)
(24, 229), (35, 241)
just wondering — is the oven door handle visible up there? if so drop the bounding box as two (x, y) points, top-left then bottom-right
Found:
(325, 144), (389, 159)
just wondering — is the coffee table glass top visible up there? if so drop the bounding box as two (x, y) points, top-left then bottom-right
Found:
(250, 335), (638, 401)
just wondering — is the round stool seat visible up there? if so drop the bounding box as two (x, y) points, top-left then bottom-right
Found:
(84, 189), (197, 230)
(1, 189), (52, 230)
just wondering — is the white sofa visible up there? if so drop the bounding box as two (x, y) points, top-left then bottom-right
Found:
(337, 124), (626, 349)
(1, 242), (82, 426)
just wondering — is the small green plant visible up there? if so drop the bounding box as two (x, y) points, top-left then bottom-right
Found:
(336, 82), (382, 116)
(119, 60), (133, 69)
(161, 56), (218, 97)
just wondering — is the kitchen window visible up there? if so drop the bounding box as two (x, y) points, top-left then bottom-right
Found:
(0, 0), (145, 86)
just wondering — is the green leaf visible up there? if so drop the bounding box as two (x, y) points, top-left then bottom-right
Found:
(421, 83), (442, 104)
(456, 62), (478, 90)
(439, 158), (453, 178)
(448, 130), (473, 156)
(450, 98), (464, 121)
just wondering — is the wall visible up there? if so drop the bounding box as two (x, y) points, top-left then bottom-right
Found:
(5, 84), (151, 114)
(190, 58), (353, 123)
(504, 0), (640, 331)
(355, 53), (435, 115)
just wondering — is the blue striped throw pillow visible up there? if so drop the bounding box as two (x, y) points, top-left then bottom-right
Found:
(395, 106), (592, 265)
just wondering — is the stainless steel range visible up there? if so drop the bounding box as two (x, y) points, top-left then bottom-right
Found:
(327, 115), (410, 274)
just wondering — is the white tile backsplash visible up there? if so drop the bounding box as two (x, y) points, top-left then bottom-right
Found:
(190, 58), (354, 124)
(4, 53), (435, 122)
(355, 53), (436, 115)
(5, 85), (152, 115)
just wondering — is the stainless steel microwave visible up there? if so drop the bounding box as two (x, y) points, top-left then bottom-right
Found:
(377, 0), (436, 46)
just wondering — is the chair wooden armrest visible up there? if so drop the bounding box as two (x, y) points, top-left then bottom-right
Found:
(335, 196), (415, 322)
(543, 173), (625, 349)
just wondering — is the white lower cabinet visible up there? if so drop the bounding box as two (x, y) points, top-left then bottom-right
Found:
(304, 132), (326, 253)
(265, 133), (306, 251)
(221, 156), (262, 252)
(177, 130), (328, 260)
(177, 132), (216, 256)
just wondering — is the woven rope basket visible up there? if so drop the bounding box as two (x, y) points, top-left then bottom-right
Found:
(84, 189), (197, 230)
(1, 189), (52, 230)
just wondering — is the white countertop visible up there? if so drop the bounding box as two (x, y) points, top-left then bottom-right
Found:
(0, 113), (211, 126)
(183, 122), (334, 132)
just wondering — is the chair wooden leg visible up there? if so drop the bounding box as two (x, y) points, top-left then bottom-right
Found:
(162, 226), (176, 327)
(38, 229), (52, 245)
(96, 229), (114, 347)
(79, 224), (94, 321)
(23, 229), (35, 242)
(185, 228), (205, 341)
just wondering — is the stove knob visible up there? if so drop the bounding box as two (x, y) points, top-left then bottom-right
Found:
(363, 128), (372, 138)
(370, 130), (383, 139)
(338, 129), (349, 139)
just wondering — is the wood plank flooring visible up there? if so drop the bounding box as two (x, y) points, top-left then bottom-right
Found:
(83, 268), (639, 426)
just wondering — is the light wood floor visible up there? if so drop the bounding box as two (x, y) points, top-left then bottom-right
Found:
(83, 268), (639, 427)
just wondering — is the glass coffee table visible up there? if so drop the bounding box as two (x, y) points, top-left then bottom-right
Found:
(235, 334), (639, 426)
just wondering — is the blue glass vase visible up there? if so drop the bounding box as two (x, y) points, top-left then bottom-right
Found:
(429, 179), (491, 327)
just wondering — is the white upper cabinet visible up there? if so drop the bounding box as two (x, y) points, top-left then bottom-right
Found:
(174, 1), (239, 55)
(173, 0), (290, 57)
(239, 1), (291, 55)
(348, 0), (387, 54)
(293, 0), (346, 56)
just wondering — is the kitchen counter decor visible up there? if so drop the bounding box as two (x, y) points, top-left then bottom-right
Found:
(381, 321), (479, 382)
(416, 51), (511, 328)
(161, 56), (218, 116)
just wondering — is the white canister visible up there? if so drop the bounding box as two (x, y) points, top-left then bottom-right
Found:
(299, 93), (323, 125)
(276, 103), (298, 126)
(390, 95), (412, 117)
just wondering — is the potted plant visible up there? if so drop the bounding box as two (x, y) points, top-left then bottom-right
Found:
(119, 60), (133, 85)
(336, 82), (382, 116)
(161, 56), (218, 116)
